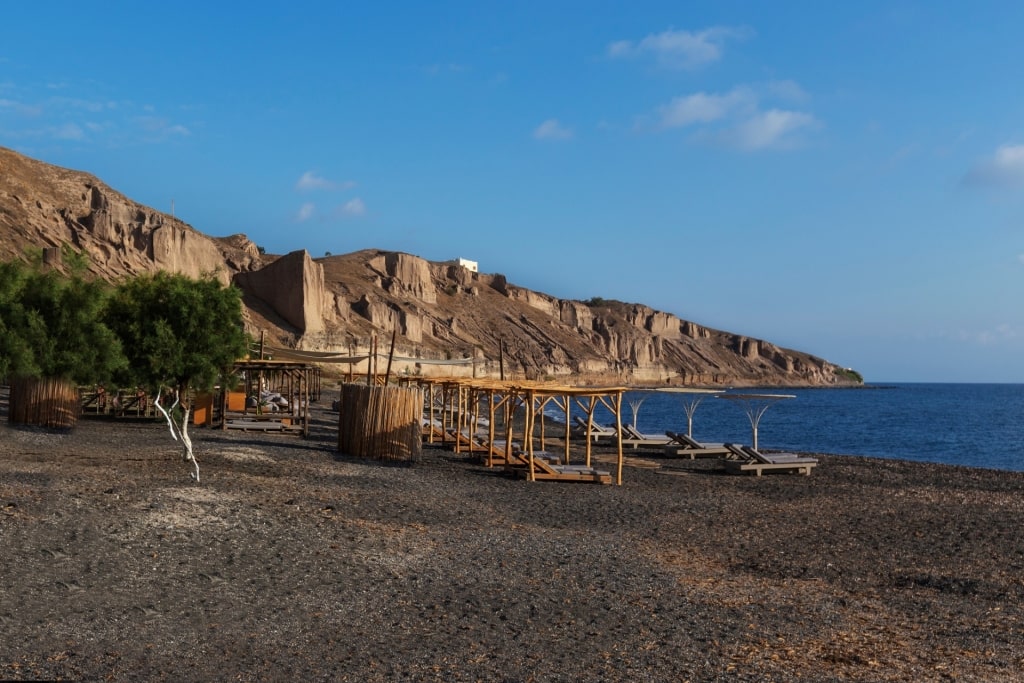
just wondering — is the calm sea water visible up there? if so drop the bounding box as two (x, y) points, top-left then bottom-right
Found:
(566, 383), (1024, 472)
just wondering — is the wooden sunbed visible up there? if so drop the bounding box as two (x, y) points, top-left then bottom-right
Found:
(570, 416), (618, 442)
(505, 449), (612, 484)
(621, 424), (671, 449)
(722, 444), (818, 476)
(224, 415), (303, 434)
(421, 418), (447, 442)
(474, 438), (523, 466)
(663, 431), (732, 459)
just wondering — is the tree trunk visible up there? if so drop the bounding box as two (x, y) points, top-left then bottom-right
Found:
(154, 387), (199, 482)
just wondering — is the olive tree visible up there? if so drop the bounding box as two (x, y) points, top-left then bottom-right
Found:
(105, 272), (249, 481)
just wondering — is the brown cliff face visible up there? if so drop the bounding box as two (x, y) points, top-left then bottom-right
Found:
(0, 146), (264, 283)
(0, 146), (860, 386)
(307, 250), (857, 386)
(233, 250), (330, 335)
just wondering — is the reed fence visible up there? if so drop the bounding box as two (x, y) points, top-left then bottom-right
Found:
(8, 377), (80, 428)
(337, 383), (422, 462)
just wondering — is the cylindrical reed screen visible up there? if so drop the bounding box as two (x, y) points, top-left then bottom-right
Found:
(337, 383), (422, 462)
(8, 377), (80, 429)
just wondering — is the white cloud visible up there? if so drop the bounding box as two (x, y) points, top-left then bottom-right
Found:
(0, 87), (194, 147)
(656, 88), (753, 129)
(296, 202), (315, 222)
(340, 198), (366, 216)
(51, 122), (85, 140)
(422, 63), (468, 76)
(729, 109), (818, 150)
(0, 98), (42, 117)
(962, 144), (1024, 188)
(765, 79), (809, 102)
(296, 171), (356, 192)
(50, 96), (108, 113)
(958, 324), (1018, 345)
(646, 86), (817, 151)
(608, 26), (751, 69)
(533, 118), (573, 140)
(296, 171), (333, 191)
(135, 116), (190, 137)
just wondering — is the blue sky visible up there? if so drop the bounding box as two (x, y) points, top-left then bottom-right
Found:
(3, 2), (1024, 383)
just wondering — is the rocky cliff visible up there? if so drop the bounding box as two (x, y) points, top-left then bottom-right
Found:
(0, 147), (265, 283)
(0, 146), (860, 386)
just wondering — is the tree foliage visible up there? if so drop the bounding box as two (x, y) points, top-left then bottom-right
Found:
(105, 271), (249, 398)
(0, 259), (125, 383)
(104, 271), (249, 482)
(0, 260), (31, 379)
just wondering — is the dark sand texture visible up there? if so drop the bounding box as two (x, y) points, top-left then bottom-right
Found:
(1, 389), (1023, 682)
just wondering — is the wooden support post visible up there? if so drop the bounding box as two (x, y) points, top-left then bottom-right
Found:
(366, 336), (375, 386)
(499, 339), (505, 381)
(384, 329), (397, 385)
(348, 341), (354, 382)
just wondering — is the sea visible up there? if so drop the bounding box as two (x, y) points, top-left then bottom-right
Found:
(555, 383), (1024, 473)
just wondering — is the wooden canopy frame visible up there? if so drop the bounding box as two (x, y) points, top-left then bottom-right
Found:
(401, 377), (629, 485)
(223, 360), (321, 436)
(510, 383), (627, 485)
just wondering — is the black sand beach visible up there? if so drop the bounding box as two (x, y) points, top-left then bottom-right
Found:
(1, 389), (1023, 682)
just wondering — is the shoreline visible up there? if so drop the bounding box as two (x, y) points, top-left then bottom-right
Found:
(2, 394), (1023, 681)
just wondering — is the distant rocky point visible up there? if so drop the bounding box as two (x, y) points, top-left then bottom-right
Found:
(0, 145), (860, 386)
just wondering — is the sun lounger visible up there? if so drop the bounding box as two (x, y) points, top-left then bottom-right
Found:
(421, 417), (447, 441)
(443, 427), (500, 455)
(571, 416), (618, 442)
(663, 431), (732, 459)
(506, 448), (612, 484)
(722, 443), (818, 476)
(476, 437), (524, 466)
(621, 424), (671, 449)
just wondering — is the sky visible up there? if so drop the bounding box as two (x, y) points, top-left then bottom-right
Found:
(2, 1), (1023, 383)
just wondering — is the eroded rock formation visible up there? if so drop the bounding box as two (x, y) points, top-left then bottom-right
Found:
(0, 146), (263, 284)
(234, 250), (330, 335)
(0, 146), (861, 386)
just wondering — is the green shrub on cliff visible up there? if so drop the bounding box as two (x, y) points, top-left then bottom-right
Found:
(836, 367), (864, 384)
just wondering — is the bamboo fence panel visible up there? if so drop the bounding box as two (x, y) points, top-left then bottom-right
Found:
(337, 383), (422, 462)
(8, 377), (80, 429)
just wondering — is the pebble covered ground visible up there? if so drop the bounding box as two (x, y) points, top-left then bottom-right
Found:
(1, 390), (1023, 682)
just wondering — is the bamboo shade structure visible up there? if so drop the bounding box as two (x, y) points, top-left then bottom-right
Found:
(402, 376), (628, 484)
(511, 382), (627, 485)
(337, 383), (423, 462)
(79, 386), (156, 419)
(224, 360), (317, 435)
(9, 377), (80, 429)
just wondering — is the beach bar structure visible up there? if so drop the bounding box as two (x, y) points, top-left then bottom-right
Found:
(218, 360), (321, 435)
(260, 341), (476, 385)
